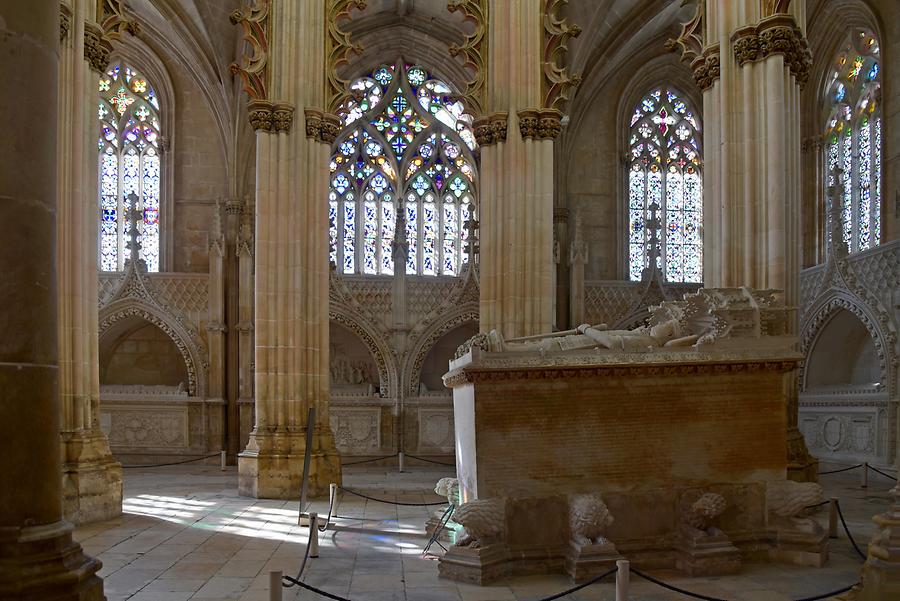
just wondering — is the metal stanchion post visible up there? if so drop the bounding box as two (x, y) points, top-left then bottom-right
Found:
(220, 450), (227, 471)
(399, 451), (405, 473)
(329, 482), (337, 523)
(615, 559), (629, 601)
(828, 497), (838, 539)
(862, 463), (868, 488)
(269, 570), (283, 601)
(309, 512), (319, 558)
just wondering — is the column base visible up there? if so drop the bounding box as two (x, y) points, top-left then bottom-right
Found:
(0, 520), (104, 600)
(857, 502), (900, 600)
(61, 429), (123, 525)
(238, 426), (341, 499)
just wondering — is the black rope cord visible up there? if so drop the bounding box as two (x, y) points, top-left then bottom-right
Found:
(866, 464), (898, 481)
(342, 453), (399, 466)
(282, 525), (314, 588)
(338, 486), (447, 507)
(283, 575), (351, 600)
(818, 463), (864, 475)
(404, 453), (455, 467)
(835, 499), (868, 560)
(631, 568), (729, 601)
(792, 583), (858, 601)
(122, 453), (220, 469)
(804, 499), (831, 509)
(531, 566), (617, 601)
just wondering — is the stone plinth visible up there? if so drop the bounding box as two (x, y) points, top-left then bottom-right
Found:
(61, 430), (123, 524)
(441, 340), (800, 582)
(239, 427), (341, 498)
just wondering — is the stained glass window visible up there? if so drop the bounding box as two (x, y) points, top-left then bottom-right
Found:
(98, 61), (161, 271)
(824, 29), (881, 253)
(330, 62), (478, 276)
(627, 87), (702, 282)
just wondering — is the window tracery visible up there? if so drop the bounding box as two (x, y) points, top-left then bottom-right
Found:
(98, 60), (161, 271)
(627, 87), (702, 283)
(329, 62), (478, 276)
(824, 29), (881, 253)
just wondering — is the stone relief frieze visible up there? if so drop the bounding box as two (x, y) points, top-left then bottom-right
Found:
(329, 407), (381, 454)
(100, 406), (189, 449)
(417, 408), (455, 453)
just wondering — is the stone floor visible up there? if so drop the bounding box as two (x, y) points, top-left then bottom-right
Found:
(74, 459), (895, 601)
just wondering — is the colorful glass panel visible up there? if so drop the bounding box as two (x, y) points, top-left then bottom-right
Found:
(628, 87), (702, 282)
(329, 62), (478, 276)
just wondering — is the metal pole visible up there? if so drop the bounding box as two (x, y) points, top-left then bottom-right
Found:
(220, 450), (227, 471)
(398, 451), (405, 473)
(309, 512), (319, 558)
(269, 570), (282, 601)
(615, 559), (629, 601)
(828, 497), (838, 538)
(298, 407), (316, 523)
(862, 462), (868, 488)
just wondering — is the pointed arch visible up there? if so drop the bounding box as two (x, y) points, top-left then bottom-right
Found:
(328, 59), (479, 276)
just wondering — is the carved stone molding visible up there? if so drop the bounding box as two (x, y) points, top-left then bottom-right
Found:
(229, 0), (269, 102)
(319, 113), (343, 144)
(406, 309), (479, 396)
(444, 359), (800, 388)
(692, 45), (720, 91)
(326, 0), (366, 114)
(543, 0), (581, 112)
(60, 4), (71, 42)
(447, 0), (487, 116)
(665, 0), (704, 64)
(304, 108), (324, 139)
(730, 15), (812, 88)
(98, 0), (139, 39)
(248, 99), (273, 132)
(473, 112), (508, 146)
(272, 102), (295, 133)
(518, 108), (562, 140)
(83, 22), (112, 73)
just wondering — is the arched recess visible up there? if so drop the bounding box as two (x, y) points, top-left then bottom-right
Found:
(100, 318), (189, 388)
(805, 308), (881, 390)
(403, 307), (478, 396)
(329, 321), (382, 395)
(801, 292), (895, 394)
(328, 306), (398, 398)
(99, 299), (208, 397)
(106, 38), (176, 272)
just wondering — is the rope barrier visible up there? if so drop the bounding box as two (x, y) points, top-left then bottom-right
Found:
(818, 463), (864, 475)
(529, 566), (617, 601)
(835, 499), (867, 560)
(282, 521), (314, 588)
(631, 568), (729, 601)
(338, 486), (448, 507)
(404, 453), (455, 467)
(792, 583), (858, 601)
(422, 505), (454, 555)
(122, 453), (220, 469)
(342, 453), (399, 466)
(804, 500), (831, 509)
(866, 464), (898, 481)
(282, 575), (351, 601)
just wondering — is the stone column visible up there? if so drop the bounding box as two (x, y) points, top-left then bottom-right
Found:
(236, 201), (255, 450)
(0, 1), (104, 597)
(701, 0), (815, 480)
(236, 0), (341, 498)
(568, 213), (587, 328)
(207, 200), (227, 454)
(57, 0), (122, 524)
(477, 0), (557, 338)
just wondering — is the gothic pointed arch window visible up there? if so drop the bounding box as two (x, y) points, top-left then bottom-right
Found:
(824, 29), (881, 253)
(329, 61), (478, 276)
(627, 86), (702, 283)
(98, 61), (162, 272)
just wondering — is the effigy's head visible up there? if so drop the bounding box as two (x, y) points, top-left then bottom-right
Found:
(649, 318), (679, 340)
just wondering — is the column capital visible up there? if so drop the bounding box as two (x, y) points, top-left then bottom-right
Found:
(272, 102), (295, 133)
(83, 22), (112, 73)
(59, 4), (71, 42)
(517, 108), (562, 141)
(730, 14), (812, 88)
(248, 99), (298, 134)
(304, 108), (342, 144)
(473, 112), (508, 146)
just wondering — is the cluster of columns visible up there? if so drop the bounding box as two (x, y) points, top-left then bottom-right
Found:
(57, 0), (123, 525)
(0, 1), (105, 598)
(236, 0), (341, 499)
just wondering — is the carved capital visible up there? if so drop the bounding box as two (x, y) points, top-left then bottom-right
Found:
(59, 5), (71, 42)
(272, 102), (295, 133)
(304, 108), (324, 139)
(318, 113), (343, 144)
(732, 27), (760, 66)
(731, 15), (812, 89)
(518, 108), (562, 141)
(83, 22), (112, 73)
(473, 112), (508, 146)
(248, 100), (274, 132)
(691, 45), (720, 91)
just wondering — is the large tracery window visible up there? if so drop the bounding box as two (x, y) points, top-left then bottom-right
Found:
(825, 29), (881, 253)
(627, 87), (702, 283)
(330, 61), (478, 276)
(98, 61), (162, 272)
